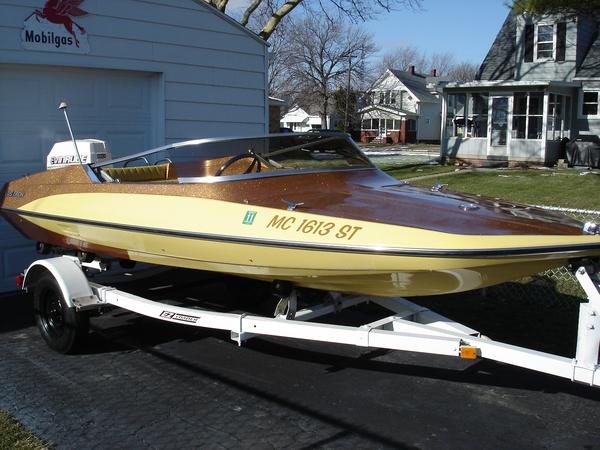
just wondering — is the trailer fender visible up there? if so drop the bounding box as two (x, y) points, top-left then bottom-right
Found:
(23, 257), (94, 309)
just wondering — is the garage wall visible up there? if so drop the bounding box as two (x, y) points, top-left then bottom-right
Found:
(0, 0), (269, 141)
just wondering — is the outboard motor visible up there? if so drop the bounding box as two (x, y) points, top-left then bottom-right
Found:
(46, 139), (111, 170)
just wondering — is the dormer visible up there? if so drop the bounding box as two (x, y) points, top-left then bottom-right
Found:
(477, 9), (598, 83)
(514, 15), (577, 81)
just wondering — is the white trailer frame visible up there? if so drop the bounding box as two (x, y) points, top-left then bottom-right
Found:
(22, 256), (600, 387)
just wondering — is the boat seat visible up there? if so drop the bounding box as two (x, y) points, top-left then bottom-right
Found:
(103, 163), (177, 182)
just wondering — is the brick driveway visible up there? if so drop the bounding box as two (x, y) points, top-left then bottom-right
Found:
(1, 269), (599, 449)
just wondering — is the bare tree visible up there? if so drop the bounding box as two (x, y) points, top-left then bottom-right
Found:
(427, 52), (455, 76)
(195, 0), (422, 40)
(285, 13), (376, 127)
(376, 46), (479, 82)
(377, 47), (458, 77)
(446, 61), (479, 82)
(378, 44), (428, 75)
(245, 3), (296, 98)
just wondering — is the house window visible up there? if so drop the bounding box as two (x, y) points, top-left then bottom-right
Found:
(536, 24), (554, 59)
(379, 92), (385, 104)
(361, 119), (378, 130)
(446, 93), (466, 137)
(468, 93), (489, 138)
(512, 92), (544, 140)
(406, 119), (416, 132)
(390, 91), (397, 104)
(384, 91), (391, 104)
(582, 92), (599, 116)
(524, 22), (567, 62)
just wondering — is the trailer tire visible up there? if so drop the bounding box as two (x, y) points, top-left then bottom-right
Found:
(33, 272), (89, 354)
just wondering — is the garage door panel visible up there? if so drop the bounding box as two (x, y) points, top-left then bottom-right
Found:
(108, 77), (147, 109)
(0, 76), (42, 109)
(52, 76), (97, 109)
(0, 130), (47, 164)
(105, 132), (150, 158)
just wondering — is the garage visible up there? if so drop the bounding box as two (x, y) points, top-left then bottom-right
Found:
(0, 0), (269, 292)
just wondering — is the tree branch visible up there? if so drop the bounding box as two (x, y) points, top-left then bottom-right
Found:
(240, 0), (263, 26)
(259, 0), (304, 40)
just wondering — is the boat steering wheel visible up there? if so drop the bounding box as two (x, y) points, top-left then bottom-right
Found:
(214, 151), (262, 176)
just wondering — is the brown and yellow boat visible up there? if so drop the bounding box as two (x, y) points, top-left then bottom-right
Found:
(2, 132), (599, 296)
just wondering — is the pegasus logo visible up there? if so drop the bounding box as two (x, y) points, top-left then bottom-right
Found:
(29, 0), (88, 47)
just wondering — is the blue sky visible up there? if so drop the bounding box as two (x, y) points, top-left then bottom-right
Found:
(368, 0), (511, 64)
(227, 0), (511, 65)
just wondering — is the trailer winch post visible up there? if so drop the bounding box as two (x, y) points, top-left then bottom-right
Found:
(575, 268), (600, 371)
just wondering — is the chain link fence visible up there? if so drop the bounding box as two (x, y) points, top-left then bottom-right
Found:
(487, 206), (600, 308)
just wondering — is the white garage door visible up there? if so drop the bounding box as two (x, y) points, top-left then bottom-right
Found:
(0, 65), (160, 292)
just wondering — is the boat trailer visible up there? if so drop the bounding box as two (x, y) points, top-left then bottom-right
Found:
(20, 256), (600, 388)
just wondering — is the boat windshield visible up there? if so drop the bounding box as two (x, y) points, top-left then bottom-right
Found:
(93, 132), (373, 182)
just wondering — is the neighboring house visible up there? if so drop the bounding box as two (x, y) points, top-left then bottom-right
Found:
(441, 9), (600, 165)
(269, 97), (286, 132)
(280, 106), (337, 131)
(0, 0), (269, 292)
(358, 67), (443, 144)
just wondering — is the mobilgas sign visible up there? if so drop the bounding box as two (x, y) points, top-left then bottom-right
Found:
(22, 1), (90, 54)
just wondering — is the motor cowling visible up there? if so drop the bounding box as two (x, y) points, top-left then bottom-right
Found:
(46, 139), (111, 169)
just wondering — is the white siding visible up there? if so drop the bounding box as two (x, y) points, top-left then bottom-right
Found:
(0, 0), (269, 142)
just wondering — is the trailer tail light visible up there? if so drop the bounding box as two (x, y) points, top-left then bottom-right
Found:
(15, 273), (24, 288)
(459, 345), (478, 360)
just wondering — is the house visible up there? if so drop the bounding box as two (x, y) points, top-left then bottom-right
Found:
(358, 67), (443, 144)
(0, 0), (269, 292)
(280, 106), (338, 131)
(441, 8), (600, 165)
(269, 97), (286, 132)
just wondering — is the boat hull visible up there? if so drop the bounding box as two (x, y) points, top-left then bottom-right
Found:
(3, 189), (599, 296)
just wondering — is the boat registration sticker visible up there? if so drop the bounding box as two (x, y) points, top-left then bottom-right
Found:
(243, 211), (257, 225)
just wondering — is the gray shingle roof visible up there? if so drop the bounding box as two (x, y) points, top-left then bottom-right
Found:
(388, 69), (438, 103)
(476, 10), (517, 81)
(577, 32), (600, 78)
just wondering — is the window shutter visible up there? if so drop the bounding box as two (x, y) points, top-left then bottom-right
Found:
(556, 22), (566, 61)
(524, 24), (534, 62)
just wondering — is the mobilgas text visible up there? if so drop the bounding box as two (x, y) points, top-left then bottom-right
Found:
(24, 30), (74, 49)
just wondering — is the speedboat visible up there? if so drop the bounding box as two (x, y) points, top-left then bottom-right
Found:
(2, 132), (600, 297)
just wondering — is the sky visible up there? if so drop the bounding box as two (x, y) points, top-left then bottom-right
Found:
(368, 0), (511, 64)
(227, 0), (511, 65)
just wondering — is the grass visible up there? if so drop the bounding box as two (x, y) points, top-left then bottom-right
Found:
(389, 166), (600, 210)
(0, 411), (47, 450)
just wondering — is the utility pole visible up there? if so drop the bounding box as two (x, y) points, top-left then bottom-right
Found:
(344, 56), (352, 132)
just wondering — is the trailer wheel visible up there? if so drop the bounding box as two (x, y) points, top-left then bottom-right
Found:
(33, 272), (89, 354)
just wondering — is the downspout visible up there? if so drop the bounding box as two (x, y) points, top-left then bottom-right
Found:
(440, 91), (448, 162)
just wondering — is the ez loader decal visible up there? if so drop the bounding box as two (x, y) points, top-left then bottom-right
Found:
(267, 214), (362, 241)
(160, 311), (200, 324)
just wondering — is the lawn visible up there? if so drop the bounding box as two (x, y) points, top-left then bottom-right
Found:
(0, 411), (46, 450)
(387, 166), (600, 210)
